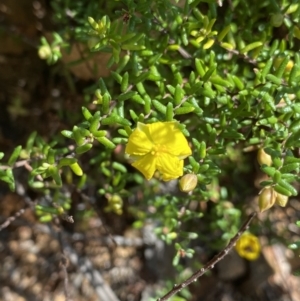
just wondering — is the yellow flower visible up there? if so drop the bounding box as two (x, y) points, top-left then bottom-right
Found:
(235, 233), (261, 261)
(125, 121), (192, 181)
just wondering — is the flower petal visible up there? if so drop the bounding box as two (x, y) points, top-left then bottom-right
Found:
(145, 122), (192, 157)
(131, 153), (157, 180)
(125, 126), (153, 155)
(235, 233), (261, 261)
(156, 153), (184, 181)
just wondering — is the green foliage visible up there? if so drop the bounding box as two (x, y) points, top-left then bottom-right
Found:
(289, 220), (300, 276)
(2, 0), (300, 296)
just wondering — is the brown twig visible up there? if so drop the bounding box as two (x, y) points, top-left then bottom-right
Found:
(60, 255), (73, 301)
(157, 212), (257, 301)
(53, 217), (73, 301)
(0, 207), (26, 231)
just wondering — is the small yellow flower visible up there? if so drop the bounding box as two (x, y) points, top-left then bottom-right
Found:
(235, 233), (261, 261)
(125, 121), (192, 181)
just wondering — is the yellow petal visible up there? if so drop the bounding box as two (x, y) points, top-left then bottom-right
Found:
(125, 126), (153, 155)
(235, 233), (261, 261)
(156, 153), (184, 181)
(146, 122), (192, 157)
(131, 153), (157, 180)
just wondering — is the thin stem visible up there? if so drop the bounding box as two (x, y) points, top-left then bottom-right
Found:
(157, 212), (257, 301)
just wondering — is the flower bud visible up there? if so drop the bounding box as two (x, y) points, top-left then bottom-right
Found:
(38, 45), (52, 60)
(104, 194), (123, 215)
(257, 148), (272, 166)
(258, 187), (277, 212)
(179, 174), (198, 192)
(270, 13), (284, 27)
(110, 194), (123, 205)
(275, 193), (289, 207)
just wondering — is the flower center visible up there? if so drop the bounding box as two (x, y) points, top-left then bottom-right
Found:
(151, 144), (168, 156)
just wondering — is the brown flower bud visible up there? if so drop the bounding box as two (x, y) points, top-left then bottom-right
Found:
(179, 174), (198, 192)
(257, 149), (272, 166)
(275, 193), (289, 207)
(258, 187), (277, 212)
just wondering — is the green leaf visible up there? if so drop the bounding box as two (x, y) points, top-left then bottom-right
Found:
(93, 130), (107, 138)
(174, 85), (184, 105)
(231, 75), (244, 90)
(272, 170), (281, 183)
(261, 59), (273, 79)
(192, 138), (201, 150)
(131, 94), (145, 105)
(69, 162), (83, 176)
(112, 162), (127, 173)
(121, 32), (144, 45)
(144, 95), (151, 114)
(189, 156), (200, 173)
(26, 131), (37, 151)
(31, 165), (49, 177)
(101, 114), (131, 126)
(58, 157), (77, 168)
(97, 137), (116, 149)
(172, 253), (180, 266)
(129, 110), (138, 122)
(111, 71), (122, 84)
(174, 106), (195, 115)
(288, 64), (298, 85)
(112, 137), (128, 144)
(47, 149), (55, 165)
(122, 44), (145, 51)
(240, 41), (263, 54)
(200, 83), (216, 98)
(210, 75), (232, 87)
(121, 72), (129, 93)
(8, 145), (22, 166)
(288, 241), (300, 250)
(284, 156), (300, 164)
(203, 64), (216, 82)
(117, 91), (137, 102)
(102, 92), (110, 114)
(3, 168), (15, 191)
(277, 179), (297, 196)
(165, 102), (174, 121)
(115, 54), (130, 73)
(289, 120), (300, 132)
(132, 71), (151, 84)
(199, 141), (206, 159)
(195, 58), (205, 77)
(285, 130), (300, 147)
(274, 55), (290, 78)
(152, 99), (167, 114)
(82, 106), (93, 120)
(89, 112), (101, 133)
(280, 163), (300, 173)
(217, 25), (231, 42)
(261, 165), (276, 177)
(49, 166), (62, 186)
(221, 130), (244, 140)
(61, 130), (73, 139)
(281, 173), (296, 182)
(72, 126), (86, 146)
(266, 74), (282, 85)
(75, 143), (93, 154)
